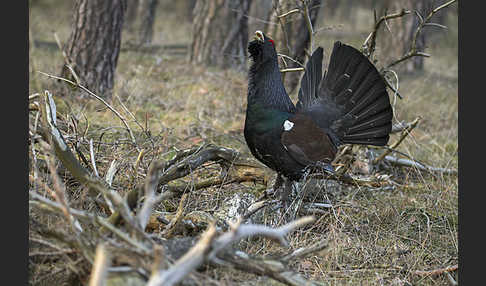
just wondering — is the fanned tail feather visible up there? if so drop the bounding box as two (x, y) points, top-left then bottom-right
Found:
(323, 42), (392, 146)
(297, 47), (323, 110)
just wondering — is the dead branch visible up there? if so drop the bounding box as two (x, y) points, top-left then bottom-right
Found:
(300, 0), (314, 53)
(137, 160), (166, 231)
(29, 192), (152, 254)
(88, 243), (111, 286)
(161, 193), (188, 238)
(391, 120), (417, 133)
(280, 67), (305, 73)
(147, 216), (315, 286)
(272, 0), (293, 57)
(362, 9), (412, 58)
(277, 8), (300, 18)
(384, 0), (457, 70)
(39, 91), (150, 239)
(413, 264), (458, 277)
(147, 224), (218, 286)
(384, 156), (457, 176)
(38, 72), (137, 146)
(210, 216), (315, 261)
(278, 53), (305, 67)
(219, 253), (322, 286)
(373, 117), (421, 165)
(280, 239), (329, 262)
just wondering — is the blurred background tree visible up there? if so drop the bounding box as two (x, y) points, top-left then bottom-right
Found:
(125, 0), (159, 46)
(60, 0), (127, 99)
(189, 0), (253, 71)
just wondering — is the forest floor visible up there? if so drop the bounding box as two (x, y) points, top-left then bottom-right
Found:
(29, 1), (458, 285)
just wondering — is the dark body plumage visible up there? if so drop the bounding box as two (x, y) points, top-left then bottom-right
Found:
(244, 31), (393, 181)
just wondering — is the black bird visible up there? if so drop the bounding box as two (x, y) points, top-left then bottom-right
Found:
(244, 30), (393, 193)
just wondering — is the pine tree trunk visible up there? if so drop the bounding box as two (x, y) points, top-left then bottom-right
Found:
(286, 0), (321, 94)
(61, 0), (127, 98)
(125, 0), (139, 32)
(137, 0), (159, 45)
(190, 0), (253, 71)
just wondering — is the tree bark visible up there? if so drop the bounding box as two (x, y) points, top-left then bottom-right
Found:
(190, 0), (253, 71)
(124, 0), (139, 32)
(61, 0), (127, 98)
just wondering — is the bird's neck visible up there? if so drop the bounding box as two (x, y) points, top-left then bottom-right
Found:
(247, 59), (295, 113)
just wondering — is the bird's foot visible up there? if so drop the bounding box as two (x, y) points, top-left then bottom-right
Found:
(315, 162), (335, 176)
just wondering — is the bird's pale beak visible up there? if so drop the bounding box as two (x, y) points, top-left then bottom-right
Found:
(253, 30), (264, 42)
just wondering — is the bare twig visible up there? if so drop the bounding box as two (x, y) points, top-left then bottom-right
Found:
(278, 53), (305, 67)
(280, 239), (329, 262)
(29, 192), (151, 254)
(89, 139), (99, 178)
(373, 117), (421, 165)
(38, 73), (137, 146)
(300, 0), (314, 53)
(278, 8), (300, 18)
(362, 9), (412, 58)
(280, 67), (305, 73)
(385, 0), (457, 70)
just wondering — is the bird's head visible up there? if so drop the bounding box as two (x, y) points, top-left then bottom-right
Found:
(248, 30), (277, 63)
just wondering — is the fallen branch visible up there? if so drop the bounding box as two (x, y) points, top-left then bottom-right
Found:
(384, 156), (457, 176)
(147, 224), (218, 286)
(147, 216), (316, 286)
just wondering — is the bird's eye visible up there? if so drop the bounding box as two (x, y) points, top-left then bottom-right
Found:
(269, 39), (274, 46)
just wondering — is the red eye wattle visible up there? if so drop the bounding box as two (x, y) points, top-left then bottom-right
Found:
(269, 39), (274, 46)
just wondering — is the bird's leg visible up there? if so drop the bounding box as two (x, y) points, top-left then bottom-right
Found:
(280, 176), (294, 203)
(257, 173), (284, 201)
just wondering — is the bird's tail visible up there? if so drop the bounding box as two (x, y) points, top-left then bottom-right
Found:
(322, 42), (393, 146)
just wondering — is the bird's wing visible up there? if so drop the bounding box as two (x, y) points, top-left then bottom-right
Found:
(280, 113), (337, 166)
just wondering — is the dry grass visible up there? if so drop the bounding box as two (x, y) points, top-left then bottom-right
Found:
(29, 1), (458, 285)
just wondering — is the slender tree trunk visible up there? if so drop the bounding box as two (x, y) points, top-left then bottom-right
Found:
(61, 0), (127, 98)
(248, 0), (273, 38)
(125, 0), (139, 32)
(286, 0), (321, 93)
(264, 0), (321, 94)
(137, 0), (159, 45)
(190, 0), (253, 71)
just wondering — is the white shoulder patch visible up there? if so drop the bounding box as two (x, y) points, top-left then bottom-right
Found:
(283, 120), (294, 131)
